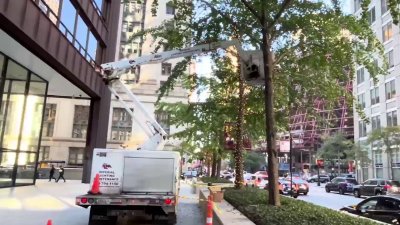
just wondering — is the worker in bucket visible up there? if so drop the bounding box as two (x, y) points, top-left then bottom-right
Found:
(48, 165), (56, 182)
(56, 165), (66, 183)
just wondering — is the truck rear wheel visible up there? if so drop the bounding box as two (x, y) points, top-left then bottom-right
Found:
(167, 212), (177, 225)
(88, 206), (117, 225)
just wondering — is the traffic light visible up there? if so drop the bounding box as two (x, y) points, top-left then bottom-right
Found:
(316, 159), (324, 168)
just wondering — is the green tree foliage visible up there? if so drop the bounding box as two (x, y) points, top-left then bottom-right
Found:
(367, 126), (400, 179)
(133, 0), (390, 206)
(318, 133), (354, 162)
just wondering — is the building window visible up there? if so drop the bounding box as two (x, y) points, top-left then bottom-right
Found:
(68, 147), (84, 165)
(381, 0), (388, 14)
(358, 93), (365, 109)
(371, 115), (381, 130)
(374, 150), (383, 178)
(368, 7), (376, 24)
(39, 146), (50, 161)
(42, 103), (56, 137)
(382, 22), (393, 42)
(111, 108), (132, 141)
(72, 105), (89, 138)
(370, 87), (380, 105)
(357, 67), (364, 84)
(385, 80), (396, 100)
(166, 2), (175, 15)
(359, 121), (367, 137)
(354, 0), (361, 12)
(155, 111), (170, 135)
(386, 50), (394, 68)
(162, 63), (172, 75)
(387, 110), (398, 127)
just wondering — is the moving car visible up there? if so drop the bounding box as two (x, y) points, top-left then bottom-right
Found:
(307, 175), (330, 183)
(220, 171), (233, 179)
(264, 179), (300, 198)
(353, 179), (400, 198)
(325, 177), (358, 194)
(247, 175), (268, 188)
(340, 196), (400, 224)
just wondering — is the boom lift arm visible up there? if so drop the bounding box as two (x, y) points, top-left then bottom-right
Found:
(100, 40), (263, 151)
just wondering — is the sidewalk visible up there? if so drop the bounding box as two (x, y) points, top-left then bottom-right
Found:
(0, 180), (89, 225)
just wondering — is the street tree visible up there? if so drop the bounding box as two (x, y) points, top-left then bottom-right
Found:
(367, 126), (400, 180)
(133, 0), (390, 206)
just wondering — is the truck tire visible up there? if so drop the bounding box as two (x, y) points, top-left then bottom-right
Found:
(88, 206), (117, 225)
(167, 212), (177, 225)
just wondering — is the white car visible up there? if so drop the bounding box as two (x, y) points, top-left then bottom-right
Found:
(220, 171), (234, 179)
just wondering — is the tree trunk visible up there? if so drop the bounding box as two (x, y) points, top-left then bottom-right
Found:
(234, 61), (245, 189)
(262, 31), (280, 206)
(216, 154), (222, 178)
(211, 150), (217, 177)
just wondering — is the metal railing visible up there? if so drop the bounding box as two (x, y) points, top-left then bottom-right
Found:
(32, 0), (98, 68)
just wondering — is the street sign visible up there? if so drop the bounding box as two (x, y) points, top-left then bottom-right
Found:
(279, 141), (290, 152)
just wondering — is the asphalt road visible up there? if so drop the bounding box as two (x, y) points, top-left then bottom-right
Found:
(296, 183), (364, 210)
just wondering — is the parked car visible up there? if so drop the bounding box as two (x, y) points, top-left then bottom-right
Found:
(340, 196), (400, 224)
(325, 177), (358, 194)
(353, 179), (400, 198)
(307, 175), (330, 183)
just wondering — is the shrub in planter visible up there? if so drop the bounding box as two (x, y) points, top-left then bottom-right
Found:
(224, 188), (379, 225)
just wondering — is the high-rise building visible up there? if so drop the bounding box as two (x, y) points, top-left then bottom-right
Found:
(0, 0), (121, 187)
(38, 0), (190, 178)
(352, 0), (400, 181)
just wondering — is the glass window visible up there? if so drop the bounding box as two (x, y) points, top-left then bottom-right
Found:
(68, 147), (84, 165)
(357, 67), (364, 84)
(385, 80), (396, 100)
(376, 199), (400, 210)
(359, 121), (367, 137)
(359, 199), (378, 210)
(386, 50), (394, 68)
(381, 0), (388, 14)
(0, 152), (15, 187)
(370, 87), (380, 105)
(354, 0), (361, 12)
(162, 63), (172, 75)
(93, 0), (103, 12)
(382, 22), (393, 42)
(75, 16), (89, 51)
(0, 53), (4, 73)
(368, 7), (376, 24)
(42, 104), (56, 137)
(87, 32), (97, 61)
(60, 0), (77, 34)
(166, 2), (175, 15)
(358, 93), (365, 109)
(72, 105), (89, 138)
(6, 60), (28, 80)
(111, 108), (132, 141)
(371, 115), (381, 130)
(155, 111), (170, 135)
(387, 110), (398, 127)
(39, 146), (50, 161)
(370, 180), (378, 185)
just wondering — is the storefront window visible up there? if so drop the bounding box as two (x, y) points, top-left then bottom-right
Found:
(0, 54), (48, 187)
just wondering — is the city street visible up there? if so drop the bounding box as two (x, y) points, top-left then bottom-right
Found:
(297, 183), (362, 210)
(0, 180), (204, 225)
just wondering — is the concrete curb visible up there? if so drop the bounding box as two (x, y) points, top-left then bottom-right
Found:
(198, 188), (255, 225)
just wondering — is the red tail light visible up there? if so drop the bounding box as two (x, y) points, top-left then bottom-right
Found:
(81, 198), (88, 204)
(165, 198), (172, 205)
(384, 184), (392, 190)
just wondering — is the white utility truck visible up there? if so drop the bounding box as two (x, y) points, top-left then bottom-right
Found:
(75, 39), (264, 225)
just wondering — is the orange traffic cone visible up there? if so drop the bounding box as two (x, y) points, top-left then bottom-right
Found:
(206, 195), (213, 225)
(46, 219), (52, 225)
(88, 173), (101, 195)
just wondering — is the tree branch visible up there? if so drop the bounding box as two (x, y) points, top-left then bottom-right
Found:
(198, 0), (240, 33)
(267, 0), (293, 31)
(239, 0), (262, 24)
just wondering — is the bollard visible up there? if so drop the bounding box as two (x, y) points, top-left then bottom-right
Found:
(46, 219), (52, 225)
(206, 195), (213, 225)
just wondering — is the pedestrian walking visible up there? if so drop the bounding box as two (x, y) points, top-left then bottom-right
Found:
(56, 165), (66, 183)
(48, 165), (56, 182)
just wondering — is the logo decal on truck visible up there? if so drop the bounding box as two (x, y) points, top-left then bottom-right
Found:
(102, 163), (112, 169)
(96, 152), (107, 157)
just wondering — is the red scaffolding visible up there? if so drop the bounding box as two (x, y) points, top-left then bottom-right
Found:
(288, 81), (354, 150)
